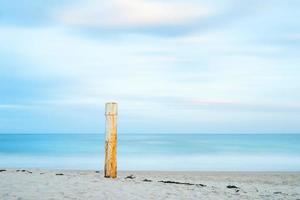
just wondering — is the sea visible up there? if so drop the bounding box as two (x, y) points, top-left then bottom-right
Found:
(0, 134), (299, 171)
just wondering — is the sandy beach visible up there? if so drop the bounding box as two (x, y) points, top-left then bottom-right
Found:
(0, 169), (299, 200)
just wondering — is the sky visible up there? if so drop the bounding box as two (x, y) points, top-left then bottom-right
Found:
(0, 0), (299, 134)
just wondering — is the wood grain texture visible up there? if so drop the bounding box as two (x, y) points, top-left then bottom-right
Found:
(104, 102), (118, 178)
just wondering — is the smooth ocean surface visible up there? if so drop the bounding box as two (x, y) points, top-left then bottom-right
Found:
(0, 134), (299, 170)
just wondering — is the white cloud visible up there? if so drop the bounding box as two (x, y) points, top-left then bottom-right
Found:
(0, 104), (28, 109)
(1, 9), (300, 133)
(56, 0), (215, 29)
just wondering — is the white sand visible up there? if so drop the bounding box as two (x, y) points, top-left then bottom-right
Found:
(0, 169), (300, 200)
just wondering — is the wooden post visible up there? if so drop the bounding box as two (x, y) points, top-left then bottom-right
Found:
(104, 102), (118, 178)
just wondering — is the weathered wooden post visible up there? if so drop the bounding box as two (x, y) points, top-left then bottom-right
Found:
(104, 102), (118, 178)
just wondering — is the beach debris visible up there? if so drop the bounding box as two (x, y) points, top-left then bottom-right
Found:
(95, 171), (100, 173)
(227, 185), (239, 189)
(142, 179), (152, 182)
(158, 180), (206, 187)
(16, 170), (27, 172)
(40, 173), (45, 175)
(196, 183), (207, 187)
(15, 169), (32, 174)
(125, 174), (136, 179)
(56, 173), (64, 176)
(227, 185), (242, 193)
(273, 192), (282, 194)
(0, 169), (6, 172)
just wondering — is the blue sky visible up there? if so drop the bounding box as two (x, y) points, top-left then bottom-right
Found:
(0, 0), (299, 133)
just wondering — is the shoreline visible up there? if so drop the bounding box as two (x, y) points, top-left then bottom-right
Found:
(1, 169), (300, 199)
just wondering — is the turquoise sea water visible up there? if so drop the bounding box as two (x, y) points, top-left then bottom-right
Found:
(0, 134), (299, 171)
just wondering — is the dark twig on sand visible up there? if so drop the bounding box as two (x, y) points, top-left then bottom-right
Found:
(158, 180), (206, 187)
(273, 192), (283, 194)
(16, 170), (31, 173)
(227, 185), (244, 193)
(0, 169), (6, 172)
(227, 185), (239, 189)
(142, 179), (152, 182)
(56, 173), (64, 176)
(125, 175), (135, 179)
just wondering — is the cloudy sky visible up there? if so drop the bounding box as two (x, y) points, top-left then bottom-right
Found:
(0, 0), (299, 134)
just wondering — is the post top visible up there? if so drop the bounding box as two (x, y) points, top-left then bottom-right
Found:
(105, 102), (118, 115)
